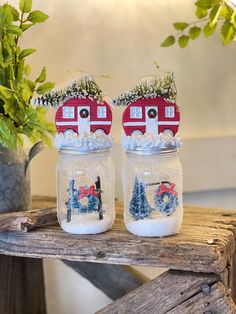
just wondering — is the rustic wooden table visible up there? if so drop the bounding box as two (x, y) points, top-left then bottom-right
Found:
(0, 196), (236, 313)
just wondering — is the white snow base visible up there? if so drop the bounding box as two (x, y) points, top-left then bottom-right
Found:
(61, 213), (113, 234)
(126, 216), (181, 237)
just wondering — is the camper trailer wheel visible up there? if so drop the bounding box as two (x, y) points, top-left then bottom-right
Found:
(95, 129), (105, 134)
(131, 130), (143, 136)
(64, 129), (75, 136)
(163, 129), (174, 136)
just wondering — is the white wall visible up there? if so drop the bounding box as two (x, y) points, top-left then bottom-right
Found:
(7, 0), (236, 313)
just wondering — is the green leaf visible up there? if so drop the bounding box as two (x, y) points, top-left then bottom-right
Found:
(0, 85), (14, 99)
(36, 82), (55, 95)
(161, 35), (175, 47)
(19, 0), (32, 13)
(16, 60), (25, 82)
(209, 4), (221, 26)
(26, 79), (35, 92)
(4, 4), (19, 21)
(195, 0), (220, 10)
(196, 7), (208, 18)
(27, 10), (49, 23)
(221, 21), (236, 45)
(0, 5), (13, 25)
(25, 64), (30, 76)
(232, 11), (236, 28)
(36, 67), (46, 83)
(178, 35), (190, 48)
(18, 48), (36, 60)
(189, 26), (201, 39)
(22, 88), (31, 102)
(219, 4), (232, 19)
(6, 25), (22, 35)
(21, 23), (33, 31)
(173, 22), (189, 30)
(203, 22), (217, 36)
(0, 113), (17, 149)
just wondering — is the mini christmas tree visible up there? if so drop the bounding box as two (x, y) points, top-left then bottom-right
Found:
(129, 177), (152, 220)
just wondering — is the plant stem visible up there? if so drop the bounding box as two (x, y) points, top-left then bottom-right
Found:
(14, 11), (24, 79)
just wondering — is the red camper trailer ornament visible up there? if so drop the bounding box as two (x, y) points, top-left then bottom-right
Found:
(55, 97), (112, 135)
(122, 97), (180, 136)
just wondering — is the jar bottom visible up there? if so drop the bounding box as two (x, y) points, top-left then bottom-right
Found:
(60, 213), (113, 235)
(125, 215), (183, 237)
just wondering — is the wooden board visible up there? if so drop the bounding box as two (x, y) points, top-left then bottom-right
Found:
(97, 270), (236, 314)
(0, 197), (235, 275)
(0, 253), (46, 314)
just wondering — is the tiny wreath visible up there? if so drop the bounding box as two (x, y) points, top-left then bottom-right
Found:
(154, 182), (179, 216)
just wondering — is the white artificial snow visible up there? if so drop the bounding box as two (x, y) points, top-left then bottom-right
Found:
(126, 214), (182, 237)
(121, 132), (182, 151)
(55, 132), (113, 152)
(61, 213), (113, 234)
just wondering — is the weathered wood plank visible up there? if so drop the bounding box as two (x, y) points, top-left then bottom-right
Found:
(0, 198), (235, 274)
(0, 202), (235, 274)
(0, 207), (57, 232)
(167, 282), (236, 314)
(0, 255), (46, 314)
(0, 223), (234, 274)
(96, 270), (220, 314)
(64, 261), (148, 300)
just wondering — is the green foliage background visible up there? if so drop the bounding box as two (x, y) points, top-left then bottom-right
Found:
(161, 0), (236, 48)
(0, 0), (56, 150)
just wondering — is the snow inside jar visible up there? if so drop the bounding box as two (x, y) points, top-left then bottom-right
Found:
(122, 148), (183, 237)
(57, 148), (115, 234)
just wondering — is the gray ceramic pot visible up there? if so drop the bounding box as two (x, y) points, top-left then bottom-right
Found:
(0, 142), (44, 213)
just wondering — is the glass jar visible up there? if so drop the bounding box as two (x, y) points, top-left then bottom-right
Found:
(57, 149), (115, 234)
(122, 149), (183, 237)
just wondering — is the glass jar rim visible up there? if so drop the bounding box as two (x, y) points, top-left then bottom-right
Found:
(59, 147), (111, 155)
(125, 147), (178, 156)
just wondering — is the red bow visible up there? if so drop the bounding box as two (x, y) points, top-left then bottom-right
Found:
(78, 185), (98, 199)
(156, 183), (176, 196)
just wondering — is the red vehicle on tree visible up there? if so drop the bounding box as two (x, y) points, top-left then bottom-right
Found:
(55, 97), (112, 135)
(122, 97), (180, 136)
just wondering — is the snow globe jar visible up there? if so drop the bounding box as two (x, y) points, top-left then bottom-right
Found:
(114, 72), (183, 237)
(122, 148), (183, 237)
(46, 75), (115, 234)
(57, 149), (115, 234)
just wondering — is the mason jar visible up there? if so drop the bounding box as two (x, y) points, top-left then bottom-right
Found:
(57, 149), (115, 234)
(122, 148), (183, 237)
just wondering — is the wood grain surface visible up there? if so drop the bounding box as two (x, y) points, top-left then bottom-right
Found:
(97, 270), (236, 314)
(0, 197), (235, 275)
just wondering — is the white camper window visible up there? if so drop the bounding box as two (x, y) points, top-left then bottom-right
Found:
(165, 106), (175, 118)
(130, 106), (142, 119)
(63, 106), (74, 119)
(97, 106), (107, 118)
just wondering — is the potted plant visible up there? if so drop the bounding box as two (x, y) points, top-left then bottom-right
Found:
(0, 0), (55, 212)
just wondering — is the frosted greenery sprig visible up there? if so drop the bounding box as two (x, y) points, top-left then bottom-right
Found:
(112, 72), (177, 106)
(34, 75), (104, 107)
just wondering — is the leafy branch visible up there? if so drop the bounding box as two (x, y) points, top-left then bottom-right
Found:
(161, 0), (236, 48)
(0, 0), (55, 149)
